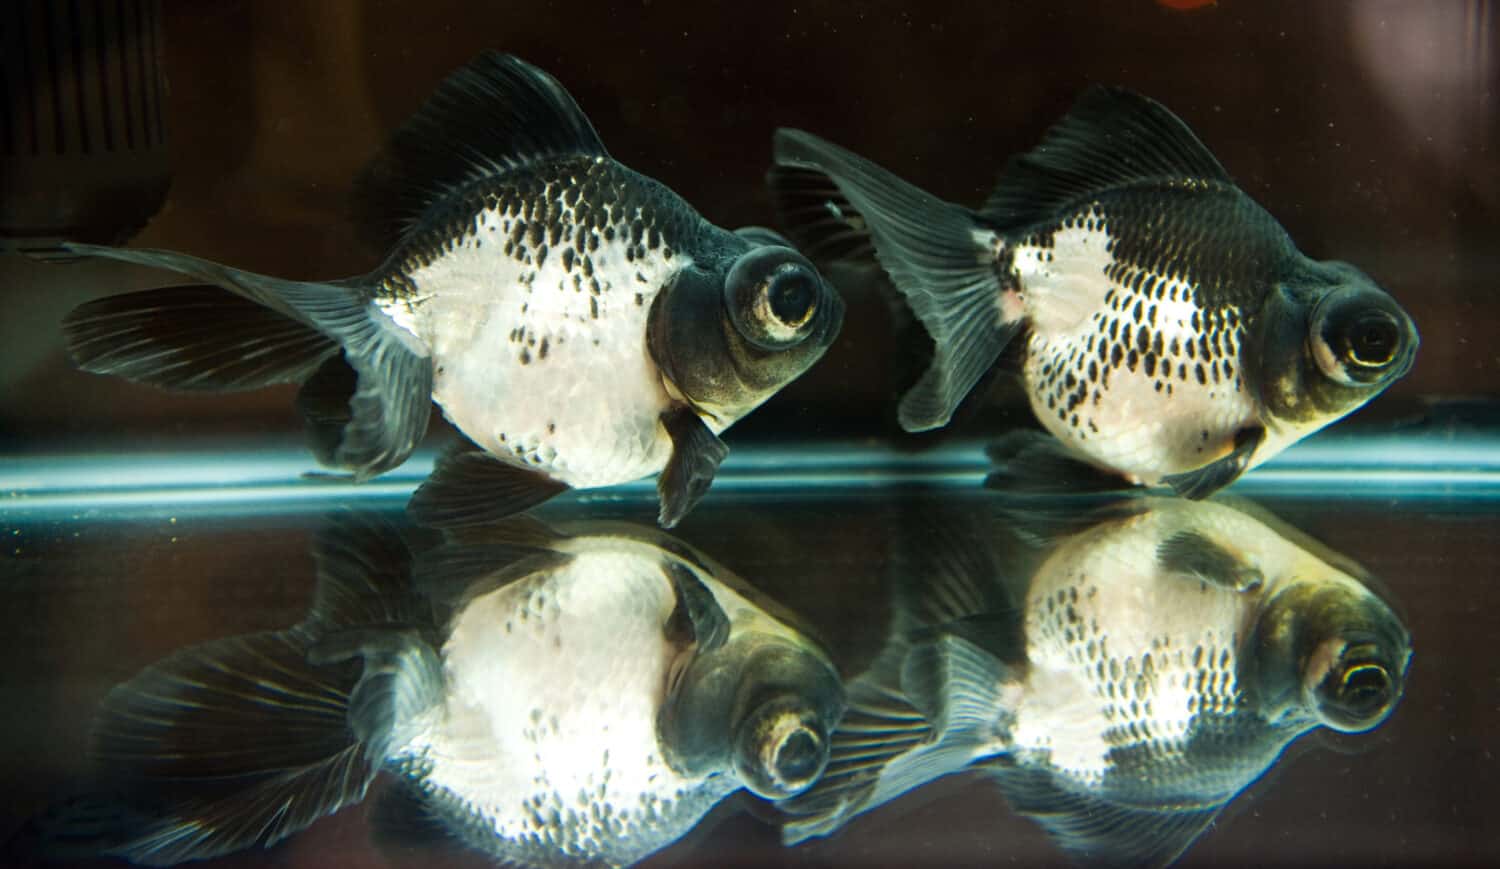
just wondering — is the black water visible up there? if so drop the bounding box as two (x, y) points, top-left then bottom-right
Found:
(3, 1), (1498, 866)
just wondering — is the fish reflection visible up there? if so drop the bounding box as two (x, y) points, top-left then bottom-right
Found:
(44, 515), (844, 867)
(779, 496), (1411, 866)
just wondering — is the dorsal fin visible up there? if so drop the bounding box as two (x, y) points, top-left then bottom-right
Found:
(352, 52), (609, 250)
(979, 87), (1233, 231)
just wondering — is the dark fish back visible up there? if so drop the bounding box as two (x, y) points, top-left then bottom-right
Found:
(373, 158), (711, 300)
(1017, 181), (1300, 316)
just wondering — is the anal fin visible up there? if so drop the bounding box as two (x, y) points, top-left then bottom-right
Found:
(1162, 425), (1265, 500)
(984, 429), (1134, 496)
(407, 442), (569, 528)
(657, 406), (729, 528)
(988, 764), (1224, 868)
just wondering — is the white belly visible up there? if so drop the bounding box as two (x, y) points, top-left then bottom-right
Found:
(1008, 215), (1263, 484)
(1020, 270), (1258, 485)
(388, 207), (689, 488)
(1025, 334), (1257, 484)
(396, 549), (731, 864)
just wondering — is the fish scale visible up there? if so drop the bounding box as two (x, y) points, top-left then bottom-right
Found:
(770, 86), (1416, 497)
(778, 496), (1409, 865)
(392, 549), (733, 867)
(1014, 518), (1246, 792)
(373, 158), (709, 488)
(60, 53), (843, 527)
(997, 187), (1298, 481)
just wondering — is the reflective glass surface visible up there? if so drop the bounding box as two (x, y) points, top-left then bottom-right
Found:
(3, 1), (1497, 867)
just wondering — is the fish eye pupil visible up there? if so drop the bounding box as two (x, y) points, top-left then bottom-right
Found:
(1347, 316), (1398, 365)
(1338, 663), (1391, 715)
(773, 727), (822, 784)
(767, 272), (816, 327)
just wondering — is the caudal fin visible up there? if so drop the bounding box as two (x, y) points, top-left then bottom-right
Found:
(62, 284), (340, 392)
(770, 131), (1022, 432)
(778, 510), (1023, 843)
(36, 515), (440, 865)
(60, 244), (433, 478)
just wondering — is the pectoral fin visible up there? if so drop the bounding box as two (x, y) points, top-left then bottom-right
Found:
(657, 406), (729, 528)
(1157, 530), (1263, 593)
(1162, 425), (1265, 500)
(661, 561), (730, 652)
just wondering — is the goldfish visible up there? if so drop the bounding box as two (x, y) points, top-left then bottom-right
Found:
(769, 88), (1416, 497)
(63, 53), (843, 528)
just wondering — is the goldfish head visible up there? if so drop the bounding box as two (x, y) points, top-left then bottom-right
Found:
(648, 238), (844, 426)
(1250, 261), (1418, 427)
(1244, 576), (1411, 734)
(658, 631), (844, 799)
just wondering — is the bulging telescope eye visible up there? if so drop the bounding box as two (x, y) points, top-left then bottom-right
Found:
(732, 693), (831, 799)
(1314, 643), (1399, 733)
(768, 271), (817, 328)
(1310, 282), (1416, 385)
(1342, 313), (1400, 367)
(724, 246), (825, 351)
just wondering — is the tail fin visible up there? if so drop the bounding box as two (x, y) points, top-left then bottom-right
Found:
(60, 244), (433, 478)
(40, 514), (439, 865)
(62, 284), (340, 392)
(770, 131), (1022, 432)
(778, 509), (1022, 843)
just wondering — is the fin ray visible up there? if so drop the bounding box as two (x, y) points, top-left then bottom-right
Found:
(657, 406), (729, 528)
(765, 163), (876, 262)
(62, 285), (338, 392)
(51, 514), (440, 865)
(88, 630), (378, 865)
(1157, 529), (1263, 592)
(662, 561), (731, 651)
(410, 544), (573, 609)
(407, 442), (570, 527)
(62, 243), (434, 478)
(1162, 425), (1265, 499)
(773, 129), (1017, 431)
(984, 429), (1134, 496)
(980, 87), (1233, 231)
(351, 52), (608, 250)
(989, 765), (1223, 868)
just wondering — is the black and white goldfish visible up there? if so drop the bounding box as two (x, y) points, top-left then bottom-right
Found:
(769, 88), (1417, 498)
(779, 495), (1411, 867)
(39, 515), (844, 867)
(61, 53), (843, 527)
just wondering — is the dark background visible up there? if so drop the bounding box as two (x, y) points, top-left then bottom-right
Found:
(1, 1), (1498, 868)
(1, 0), (1496, 445)
(4, 492), (1497, 867)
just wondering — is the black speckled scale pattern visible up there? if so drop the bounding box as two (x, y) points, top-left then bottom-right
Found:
(1004, 184), (1301, 476)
